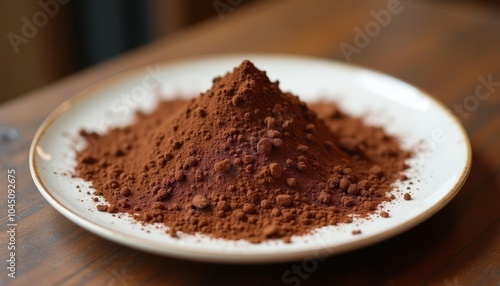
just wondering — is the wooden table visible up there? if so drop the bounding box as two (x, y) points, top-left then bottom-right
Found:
(1, 0), (499, 285)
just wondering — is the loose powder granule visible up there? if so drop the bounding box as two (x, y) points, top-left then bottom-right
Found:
(404, 193), (412, 200)
(74, 60), (412, 243)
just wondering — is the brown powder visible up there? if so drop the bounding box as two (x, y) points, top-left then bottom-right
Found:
(74, 60), (412, 243)
(404, 193), (412, 200)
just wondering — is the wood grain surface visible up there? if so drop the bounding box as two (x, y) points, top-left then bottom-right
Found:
(1, 0), (499, 285)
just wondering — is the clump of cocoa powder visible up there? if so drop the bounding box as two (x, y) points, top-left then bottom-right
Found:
(74, 60), (411, 243)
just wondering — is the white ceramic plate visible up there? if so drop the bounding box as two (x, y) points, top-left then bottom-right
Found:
(30, 54), (471, 263)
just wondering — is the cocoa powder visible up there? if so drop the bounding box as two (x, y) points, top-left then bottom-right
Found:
(74, 60), (411, 243)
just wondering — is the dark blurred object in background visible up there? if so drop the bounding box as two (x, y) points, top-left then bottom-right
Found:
(71, 0), (151, 68)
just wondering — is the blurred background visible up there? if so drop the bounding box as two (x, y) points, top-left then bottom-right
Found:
(0, 0), (263, 104)
(0, 0), (497, 104)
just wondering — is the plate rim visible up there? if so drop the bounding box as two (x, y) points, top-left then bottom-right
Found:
(29, 53), (472, 263)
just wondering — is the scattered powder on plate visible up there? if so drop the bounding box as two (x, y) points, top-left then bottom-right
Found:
(74, 60), (412, 243)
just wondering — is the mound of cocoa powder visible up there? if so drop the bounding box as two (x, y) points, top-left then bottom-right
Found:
(74, 60), (411, 243)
